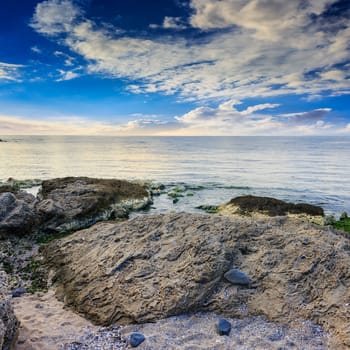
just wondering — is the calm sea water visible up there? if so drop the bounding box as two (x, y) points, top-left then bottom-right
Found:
(1, 136), (349, 215)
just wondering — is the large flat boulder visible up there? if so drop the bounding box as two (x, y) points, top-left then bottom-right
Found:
(43, 213), (350, 348)
(0, 271), (19, 349)
(36, 177), (151, 233)
(0, 192), (37, 238)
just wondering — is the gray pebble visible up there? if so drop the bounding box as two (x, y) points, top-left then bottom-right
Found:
(12, 287), (26, 298)
(217, 318), (231, 336)
(224, 269), (250, 286)
(130, 333), (145, 347)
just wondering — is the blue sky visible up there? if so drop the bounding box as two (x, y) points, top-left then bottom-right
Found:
(0, 0), (349, 135)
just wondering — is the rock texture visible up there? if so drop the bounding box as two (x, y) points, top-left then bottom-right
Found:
(43, 213), (350, 348)
(0, 192), (37, 238)
(36, 177), (151, 233)
(219, 195), (324, 224)
(0, 271), (19, 349)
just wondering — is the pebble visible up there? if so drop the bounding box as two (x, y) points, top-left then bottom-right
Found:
(224, 269), (250, 286)
(12, 287), (26, 298)
(129, 332), (145, 347)
(217, 318), (231, 336)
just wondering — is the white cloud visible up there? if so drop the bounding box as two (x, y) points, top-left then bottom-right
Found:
(0, 104), (347, 136)
(56, 68), (81, 81)
(189, 0), (332, 43)
(163, 16), (187, 30)
(31, 46), (42, 54)
(150, 16), (187, 30)
(279, 108), (332, 119)
(54, 50), (76, 66)
(30, 0), (82, 35)
(30, 0), (350, 101)
(0, 62), (23, 81)
(0, 114), (108, 135)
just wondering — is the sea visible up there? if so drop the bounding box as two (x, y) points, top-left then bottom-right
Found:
(1, 136), (349, 216)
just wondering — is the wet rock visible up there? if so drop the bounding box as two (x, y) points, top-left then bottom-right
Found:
(36, 177), (151, 233)
(43, 213), (350, 348)
(0, 192), (37, 238)
(224, 269), (250, 286)
(217, 318), (231, 336)
(0, 271), (19, 349)
(129, 333), (145, 347)
(220, 195), (324, 218)
(0, 179), (42, 195)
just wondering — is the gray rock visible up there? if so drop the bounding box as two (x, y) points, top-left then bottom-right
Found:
(43, 213), (350, 348)
(224, 269), (250, 286)
(0, 192), (37, 238)
(129, 333), (145, 347)
(217, 318), (231, 336)
(12, 287), (26, 298)
(0, 272), (19, 349)
(36, 177), (151, 233)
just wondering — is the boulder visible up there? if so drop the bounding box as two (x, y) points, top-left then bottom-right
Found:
(0, 192), (37, 238)
(219, 195), (324, 223)
(0, 271), (19, 349)
(36, 177), (151, 233)
(43, 213), (350, 348)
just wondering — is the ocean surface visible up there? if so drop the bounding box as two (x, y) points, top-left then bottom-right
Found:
(1, 136), (350, 216)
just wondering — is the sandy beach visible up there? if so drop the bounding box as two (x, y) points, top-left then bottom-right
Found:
(12, 289), (329, 350)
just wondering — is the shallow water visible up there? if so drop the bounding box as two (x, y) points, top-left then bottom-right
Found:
(1, 136), (349, 215)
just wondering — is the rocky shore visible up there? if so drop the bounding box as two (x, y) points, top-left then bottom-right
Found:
(0, 177), (349, 349)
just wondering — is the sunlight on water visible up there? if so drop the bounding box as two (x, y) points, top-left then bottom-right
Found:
(1, 136), (349, 215)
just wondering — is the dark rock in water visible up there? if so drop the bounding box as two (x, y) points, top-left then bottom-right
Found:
(0, 139), (7, 142)
(36, 177), (151, 234)
(224, 269), (250, 286)
(0, 192), (37, 238)
(129, 333), (145, 347)
(0, 272), (20, 349)
(217, 318), (231, 336)
(228, 195), (324, 217)
(11, 287), (26, 298)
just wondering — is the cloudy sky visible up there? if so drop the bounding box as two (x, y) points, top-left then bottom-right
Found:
(0, 0), (349, 135)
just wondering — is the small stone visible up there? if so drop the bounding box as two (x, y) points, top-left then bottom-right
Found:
(129, 333), (145, 347)
(224, 269), (250, 286)
(12, 287), (26, 298)
(217, 318), (231, 336)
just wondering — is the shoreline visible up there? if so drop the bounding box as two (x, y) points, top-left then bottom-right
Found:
(1, 177), (349, 349)
(1, 177), (348, 218)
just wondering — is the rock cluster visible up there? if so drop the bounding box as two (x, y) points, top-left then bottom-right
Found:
(0, 177), (151, 238)
(36, 177), (151, 234)
(43, 212), (350, 348)
(0, 271), (19, 349)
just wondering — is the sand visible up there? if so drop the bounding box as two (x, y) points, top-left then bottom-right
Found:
(12, 289), (329, 350)
(12, 290), (98, 350)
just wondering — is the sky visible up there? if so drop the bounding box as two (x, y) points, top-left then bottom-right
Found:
(0, 0), (349, 135)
